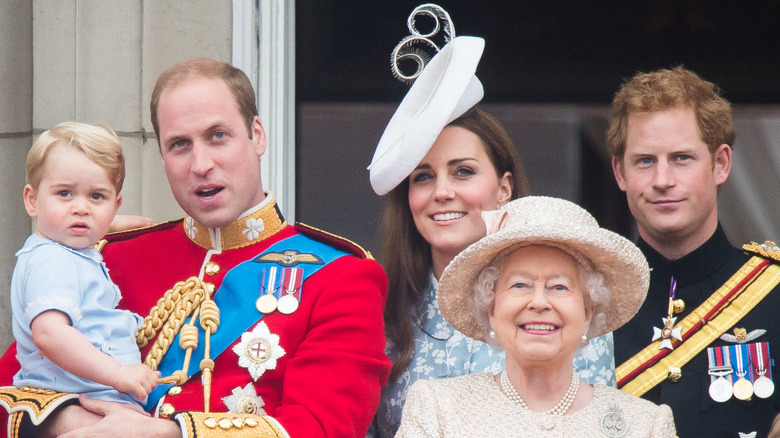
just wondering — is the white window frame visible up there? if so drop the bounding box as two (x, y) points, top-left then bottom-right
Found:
(232, 0), (296, 223)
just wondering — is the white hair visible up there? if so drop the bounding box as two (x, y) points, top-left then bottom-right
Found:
(471, 243), (610, 350)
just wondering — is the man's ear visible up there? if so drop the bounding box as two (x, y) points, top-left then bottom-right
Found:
(612, 157), (627, 191)
(713, 144), (732, 185)
(251, 116), (267, 158)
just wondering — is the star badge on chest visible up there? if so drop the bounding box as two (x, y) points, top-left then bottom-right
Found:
(222, 383), (267, 415)
(233, 321), (286, 381)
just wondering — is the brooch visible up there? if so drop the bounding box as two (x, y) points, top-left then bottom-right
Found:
(600, 405), (627, 437)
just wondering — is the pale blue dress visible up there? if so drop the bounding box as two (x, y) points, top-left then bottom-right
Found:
(369, 272), (615, 438)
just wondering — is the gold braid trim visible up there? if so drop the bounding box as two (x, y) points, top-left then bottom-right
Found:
(135, 277), (215, 370)
(0, 386), (79, 434)
(743, 240), (780, 263)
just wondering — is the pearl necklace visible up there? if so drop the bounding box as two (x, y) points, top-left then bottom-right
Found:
(500, 369), (579, 416)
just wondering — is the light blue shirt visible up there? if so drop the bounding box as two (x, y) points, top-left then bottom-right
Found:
(11, 234), (145, 406)
(370, 272), (615, 437)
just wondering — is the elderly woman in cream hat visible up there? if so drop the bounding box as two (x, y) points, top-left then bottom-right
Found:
(395, 196), (675, 437)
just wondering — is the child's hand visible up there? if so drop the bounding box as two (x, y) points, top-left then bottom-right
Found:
(113, 364), (161, 400)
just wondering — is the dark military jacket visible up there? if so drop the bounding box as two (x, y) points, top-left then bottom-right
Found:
(615, 225), (780, 438)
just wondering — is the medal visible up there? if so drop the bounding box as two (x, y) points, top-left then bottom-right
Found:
(707, 346), (733, 402)
(277, 295), (299, 314)
(277, 267), (303, 315)
(652, 277), (683, 350)
(256, 267), (279, 313)
(750, 342), (774, 398)
(733, 377), (753, 400)
(709, 376), (733, 402)
(731, 344), (753, 400)
(256, 294), (278, 314)
(753, 373), (774, 399)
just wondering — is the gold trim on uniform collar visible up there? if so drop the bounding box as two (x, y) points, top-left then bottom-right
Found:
(184, 200), (287, 250)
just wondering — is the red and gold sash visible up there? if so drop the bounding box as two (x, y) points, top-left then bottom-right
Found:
(617, 256), (780, 396)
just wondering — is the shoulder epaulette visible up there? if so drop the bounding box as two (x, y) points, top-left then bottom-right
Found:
(95, 218), (184, 252)
(742, 240), (780, 263)
(104, 218), (183, 242)
(294, 222), (374, 260)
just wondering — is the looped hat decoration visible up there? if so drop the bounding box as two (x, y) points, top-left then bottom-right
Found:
(368, 3), (485, 195)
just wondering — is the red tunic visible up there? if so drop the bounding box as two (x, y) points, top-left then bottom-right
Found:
(0, 200), (390, 438)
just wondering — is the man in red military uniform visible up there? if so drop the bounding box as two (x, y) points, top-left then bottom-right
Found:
(0, 58), (391, 438)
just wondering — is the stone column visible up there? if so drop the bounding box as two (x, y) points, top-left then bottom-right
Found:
(0, 0), (33, 351)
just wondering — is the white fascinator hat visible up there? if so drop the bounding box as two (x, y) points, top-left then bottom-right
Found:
(368, 4), (485, 196)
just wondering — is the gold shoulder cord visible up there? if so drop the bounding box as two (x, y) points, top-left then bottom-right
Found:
(135, 276), (220, 412)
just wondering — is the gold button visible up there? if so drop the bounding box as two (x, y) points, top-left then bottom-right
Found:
(218, 418), (232, 429)
(668, 367), (682, 382)
(167, 386), (182, 396)
(159, 403), (175, 418)
(673, 299), (685, 314)
(204, 262), (220, 276)
(204, 417), (218, 428)
(245, 418), (258, 427)
(232, 418), (245, 428)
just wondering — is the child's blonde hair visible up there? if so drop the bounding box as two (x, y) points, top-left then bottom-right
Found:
(26, 122), (125, 192)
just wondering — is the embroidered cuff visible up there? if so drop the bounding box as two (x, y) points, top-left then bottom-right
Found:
(173, 411), (289, 438)
(0, 386), (79, 437)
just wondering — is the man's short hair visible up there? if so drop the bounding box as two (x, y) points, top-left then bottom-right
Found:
(606, 66), (736, 160)
(150, 58), (258, 141)
(27, 121), (125, 192)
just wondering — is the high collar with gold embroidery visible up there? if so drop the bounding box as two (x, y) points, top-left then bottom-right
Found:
(183, 198), (287, 251)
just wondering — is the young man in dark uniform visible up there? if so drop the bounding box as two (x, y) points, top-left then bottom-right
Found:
(610, 66), (780, 437)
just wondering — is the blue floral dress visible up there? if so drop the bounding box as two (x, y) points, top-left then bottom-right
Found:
(369, 272), (615, 438)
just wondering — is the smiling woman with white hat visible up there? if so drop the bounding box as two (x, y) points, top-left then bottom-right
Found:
(395, 196), (676, 437)
(369, 5), (615, 438)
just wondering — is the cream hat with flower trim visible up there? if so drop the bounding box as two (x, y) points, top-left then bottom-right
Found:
(438, 196), (650, 341)
(368, 36), (485, 195)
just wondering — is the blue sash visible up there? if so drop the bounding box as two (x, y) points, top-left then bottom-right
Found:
(146, 233), (348, 408)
